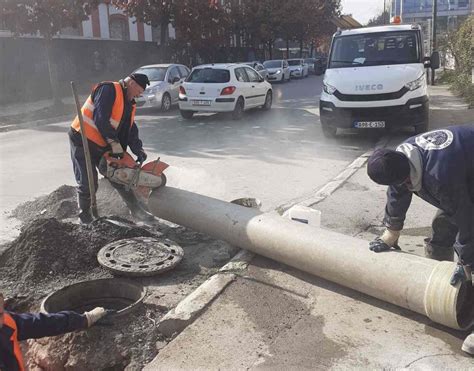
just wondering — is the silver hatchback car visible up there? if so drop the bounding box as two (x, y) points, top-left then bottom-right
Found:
(133, 64), (190, 111)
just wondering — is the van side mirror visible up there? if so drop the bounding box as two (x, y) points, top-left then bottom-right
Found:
(430, 51), (440, 70)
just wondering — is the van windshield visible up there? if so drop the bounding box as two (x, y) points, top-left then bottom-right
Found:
(288, 60), (302, 66)
(328, 31), (420, 69)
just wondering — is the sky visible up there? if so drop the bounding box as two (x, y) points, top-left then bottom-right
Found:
(341, 0), (386, 25)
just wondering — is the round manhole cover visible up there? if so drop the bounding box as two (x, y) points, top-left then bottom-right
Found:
(97, 237), (184, 276)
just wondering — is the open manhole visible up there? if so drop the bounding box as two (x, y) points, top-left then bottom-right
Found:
(97, 236), (184, 277)
(41, 278), (146, 319)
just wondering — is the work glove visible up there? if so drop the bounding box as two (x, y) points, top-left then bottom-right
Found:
(84, 307), (108, 327)
(450, 263), (472, 286)
(136, 150), (147, 164)
(107, 139), (124, 159)
(369, 228), (401, 253)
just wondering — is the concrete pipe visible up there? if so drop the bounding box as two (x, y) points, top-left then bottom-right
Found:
(149, 187), (474, 330)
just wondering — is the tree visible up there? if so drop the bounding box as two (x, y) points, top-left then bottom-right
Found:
(0, 0), (98, 105)
(366, 6), (390, 27)
(112, 0), (173, 47)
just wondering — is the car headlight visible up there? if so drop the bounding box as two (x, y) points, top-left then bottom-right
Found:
(323, 81), (337, 95)
(404, 74), (425, 91)
(146, 86), (162, 94)
(276, 70), (282, 74)
(296, 67), (302, 71)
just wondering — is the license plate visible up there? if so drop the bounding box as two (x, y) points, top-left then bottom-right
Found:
(353, 121), (385, 128)
(192, 100), (211, 106)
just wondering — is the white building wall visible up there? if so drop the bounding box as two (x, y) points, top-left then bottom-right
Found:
(129, 17), (138, 41)
(82, 18), (93, 38)
(98, 3), (110, 39)
(144, 24), (152, 42)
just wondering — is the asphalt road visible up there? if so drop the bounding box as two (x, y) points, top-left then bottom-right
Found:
(0, 74), (378, 244)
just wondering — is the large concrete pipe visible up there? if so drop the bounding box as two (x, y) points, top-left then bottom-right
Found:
(149, 187), (473, 330)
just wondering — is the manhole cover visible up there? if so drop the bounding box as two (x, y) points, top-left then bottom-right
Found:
(97, 237), (184, 276)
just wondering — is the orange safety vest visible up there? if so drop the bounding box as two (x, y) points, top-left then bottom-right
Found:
(71, 82), (136, 147)
(4, 313), (25, 371)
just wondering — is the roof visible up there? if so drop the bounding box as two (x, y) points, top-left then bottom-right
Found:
(332, 14), (363, 29)
(194, 63), (241, 69)
(337, 24), (416, 36)
(137, 64), (176, 69)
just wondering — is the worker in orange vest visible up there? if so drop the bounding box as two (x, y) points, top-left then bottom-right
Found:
(68, 73), (155, 223)
(0, 293), (108, 370)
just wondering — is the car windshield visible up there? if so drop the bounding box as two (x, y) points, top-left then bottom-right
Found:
(288, 60), (302, 66)
(263, 61), (282, 68)
(304, 58), (315, 63)
(134, 67), (167, 81)
(186, 68), (230, 83)
(329, 31), (420, 69)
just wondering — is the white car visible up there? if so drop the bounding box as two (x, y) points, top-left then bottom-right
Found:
(133, 64), (190, 111)
(178, 63), (273, 120)
(288, 59), (309, 78)
(263, 60), (291, 82)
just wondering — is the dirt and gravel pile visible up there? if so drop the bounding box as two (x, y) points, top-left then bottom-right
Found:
(26, 304), (165, 371)
(11, 180), (131, 224)
(0, 217), (156, 297)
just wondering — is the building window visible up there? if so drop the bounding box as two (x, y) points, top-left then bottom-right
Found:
(109, 14), (129, 40)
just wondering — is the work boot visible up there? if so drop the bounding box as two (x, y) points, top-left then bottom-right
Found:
(424, 238), (454, 261)
(113, 185), (156, 222)
(462, 332), (474, 355)
(78, 196), (93, 224)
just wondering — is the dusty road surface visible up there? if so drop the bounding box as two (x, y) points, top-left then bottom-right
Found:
(1, 77), (473, 369)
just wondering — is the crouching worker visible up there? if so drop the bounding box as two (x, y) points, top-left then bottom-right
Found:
(0, 293), (108, 370)
(366, 125), (474, 355)
(68, 73), (155, 224)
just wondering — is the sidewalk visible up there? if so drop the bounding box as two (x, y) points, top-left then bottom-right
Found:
(144, 85), (473, 369)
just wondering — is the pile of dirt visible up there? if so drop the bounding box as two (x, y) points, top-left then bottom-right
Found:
(26, 304), (165, 371)
(11, 180), (131, 224)
(0, 217), (155, 297)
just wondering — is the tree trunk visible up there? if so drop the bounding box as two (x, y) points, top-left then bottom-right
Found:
(286, 39), (289, 59)
(268, 41), (273, 60)
(45, 38), (62, 107)
(299, 38), (304, 58)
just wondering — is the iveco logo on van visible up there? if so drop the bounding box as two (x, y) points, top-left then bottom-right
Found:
(355, 84), (383, 91)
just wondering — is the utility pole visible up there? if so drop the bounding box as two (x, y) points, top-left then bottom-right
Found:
(431, 0), (438, 85)
(384, 0), (386, 24)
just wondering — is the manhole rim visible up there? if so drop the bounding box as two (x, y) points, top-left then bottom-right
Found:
(40, 278), (147, 319)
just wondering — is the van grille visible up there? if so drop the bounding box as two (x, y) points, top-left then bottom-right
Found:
(334, 86), (409, 101)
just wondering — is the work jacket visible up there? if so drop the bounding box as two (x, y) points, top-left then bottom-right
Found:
(0, 311), (87, 371)
(70, 81), (137, 148)
(384, 125), (474, 265)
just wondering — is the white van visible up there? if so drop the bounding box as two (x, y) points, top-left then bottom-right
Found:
(319, 24), (439, 137)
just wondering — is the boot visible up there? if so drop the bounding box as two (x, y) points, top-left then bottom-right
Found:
(78, 196), (93, 224)
(424, 238), (454, 261)
(114, 186), (155, 222)
(462, 331), (474, 355)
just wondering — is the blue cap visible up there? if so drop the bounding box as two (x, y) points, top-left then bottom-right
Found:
(367, 148), (410, 185)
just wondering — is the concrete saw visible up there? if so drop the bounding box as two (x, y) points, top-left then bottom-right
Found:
(99, 151), (168, 199)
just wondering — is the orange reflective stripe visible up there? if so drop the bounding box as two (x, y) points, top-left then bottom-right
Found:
(70, 81), (126, 147)
(4, 313), (25, 371)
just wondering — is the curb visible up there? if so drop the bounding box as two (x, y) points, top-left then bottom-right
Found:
(0, 114), (73, 133)
(156, 250), (254, 338)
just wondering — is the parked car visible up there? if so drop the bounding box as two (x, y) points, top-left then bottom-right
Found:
(263, 60), (291, 82)
(314, 55), (327, 75)
(243, 62), (269, 80)
(178, 63), (273, 120)
(304, 58), (316, 74)
(133, 63), (190, 111)
(288, 59), (309, 78)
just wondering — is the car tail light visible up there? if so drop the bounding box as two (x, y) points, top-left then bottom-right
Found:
(220, 86), (236, 95)
(179, 86), (186, 95)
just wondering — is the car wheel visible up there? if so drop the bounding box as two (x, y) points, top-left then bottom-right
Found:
(262, 90), (272, 110)
(321, 122), (337, 138)
(232, 97), (244, 120)
(180, 110), (194, 119)
(161, 93), (171, 112)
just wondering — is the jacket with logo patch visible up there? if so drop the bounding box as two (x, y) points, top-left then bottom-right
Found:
(383, 125), (474, 265)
